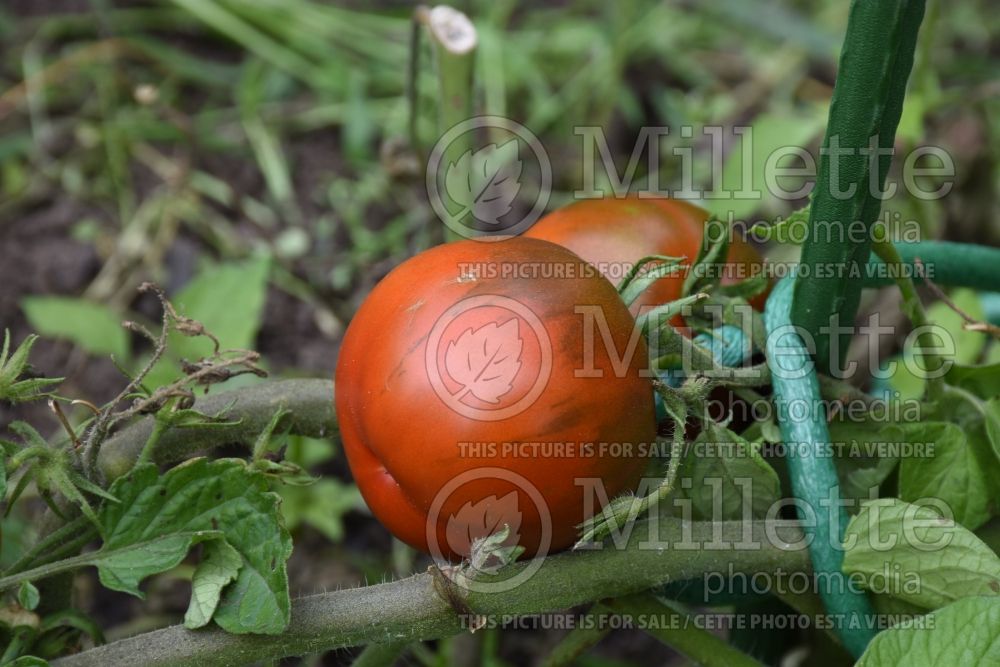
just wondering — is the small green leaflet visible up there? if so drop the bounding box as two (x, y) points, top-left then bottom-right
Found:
(17, 581), (39, 611)
(843, 499), (1000, 610)
(677, 424), (781, 520)
(856, 597), (1000, 666)
(0, 331), (63, 403)
(94, 532), (222, 596)
(184, 539), (242, 629)
(98, 458), (292, 634)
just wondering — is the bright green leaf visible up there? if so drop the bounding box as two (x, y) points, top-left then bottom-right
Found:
(843, 499), (1000, 610)
(99, 458), (292, 634)
(945, 362), (1000, 400)
(184, 539), (242, 629)
(897, 422), (991, 531)
(856, 597), (1000, 666)
(21, 297), (128, 360)
(17, 581), (39, 611)
(93, 532), (219, 598)
(985, 397), (1000, 463)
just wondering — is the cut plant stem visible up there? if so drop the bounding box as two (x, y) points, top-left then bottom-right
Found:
(413, 5), (477, 241)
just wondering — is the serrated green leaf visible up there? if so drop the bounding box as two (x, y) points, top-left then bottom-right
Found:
(677, 424), (781, 520)
(99, 458), (292, 633)
(2, 377), (64, 404)
(184, 539), (242, 629)
(0, 332), (36, 386)
(856, 597), (1000, 666)
(21, 297), (128, 360)
(17, 581), (39, 611)
(843, 499), (1000, 610)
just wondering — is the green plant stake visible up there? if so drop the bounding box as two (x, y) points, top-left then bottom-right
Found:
(792, 0), (926, 373)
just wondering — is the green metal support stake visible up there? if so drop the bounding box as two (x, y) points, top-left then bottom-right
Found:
(792, 0), (926, 373)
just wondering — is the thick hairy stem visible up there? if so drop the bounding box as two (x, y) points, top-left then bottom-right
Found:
(54, 518), (810, 667)
(96, 379), (336, 481)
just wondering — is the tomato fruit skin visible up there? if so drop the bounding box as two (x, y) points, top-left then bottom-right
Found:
(335, 236), (655, 560)
(524, 197), (769, 312)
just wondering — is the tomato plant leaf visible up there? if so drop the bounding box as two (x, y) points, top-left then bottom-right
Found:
(0, 332), (63, 404)
(278, 479), (362, 543)
(17, 581), (39, 611)
(677, 424), (781, 520)
(984, 396), (1000, 463)
(944, 361), (1000, 400)
(826, 419), (901, 505)
(843, 499), (1000, 610)
(20, 297), (128, 361)
(856, 597), (1000, 666)
(896, 422), (991, 531)
(445, 320), (522, 404)
(92, 532), (222, 597)
(99, 458), (292, 634)
(184, 539), (243, 629)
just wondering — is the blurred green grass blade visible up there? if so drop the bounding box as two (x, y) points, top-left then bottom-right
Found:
(238, 60), (293, 205)
(127, 36), (238, 86)
(703, 0), (840, 59)
(168, 0), (325, 87)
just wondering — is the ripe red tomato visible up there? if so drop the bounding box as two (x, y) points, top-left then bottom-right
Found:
(524, 197), (769, 312)
(335, 237), (655, 560)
